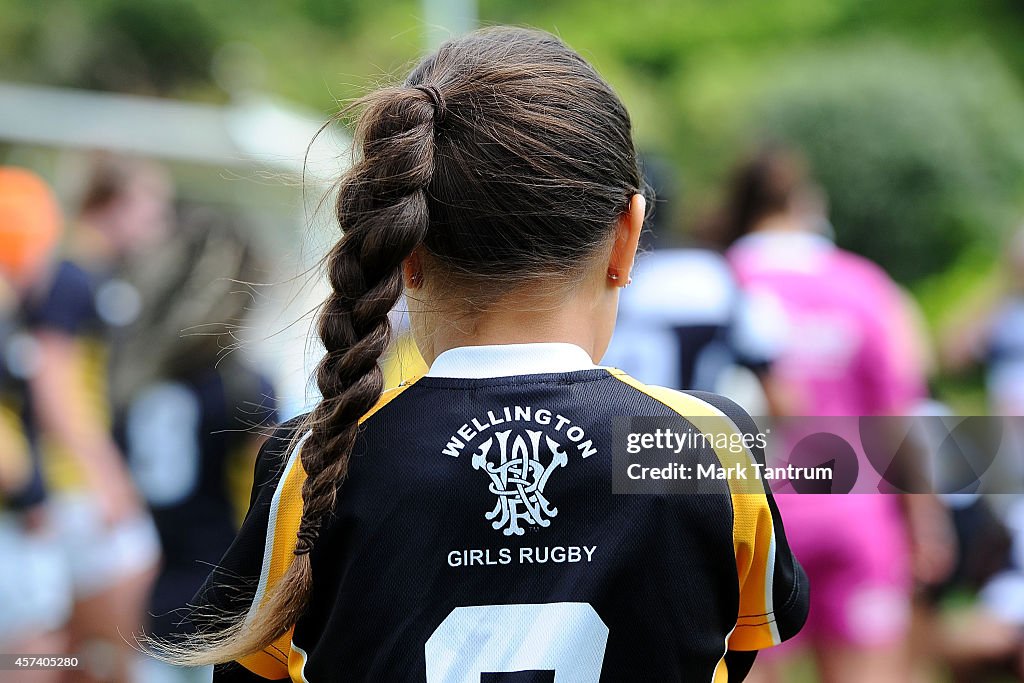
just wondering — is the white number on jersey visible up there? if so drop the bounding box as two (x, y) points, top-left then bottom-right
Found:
(425, 602), (608, 682)
(126, 382), (201, 506)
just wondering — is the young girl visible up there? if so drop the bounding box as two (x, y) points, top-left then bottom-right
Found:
(168, 27), (807, 682)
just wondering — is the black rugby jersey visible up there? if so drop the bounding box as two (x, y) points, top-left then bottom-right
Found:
(198, 343), (807, 682)
(22, 259), (122, 490)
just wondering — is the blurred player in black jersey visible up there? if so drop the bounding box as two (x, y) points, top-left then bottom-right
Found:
(114, 208), (278, 683)
(0, 167), (73, 682)
(602, 157), (785, 413)
(24, 155), (170, 682)
(155, 27), (808, 682)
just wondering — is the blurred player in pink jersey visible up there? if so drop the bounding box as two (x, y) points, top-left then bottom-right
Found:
(721, 146), (952, 683)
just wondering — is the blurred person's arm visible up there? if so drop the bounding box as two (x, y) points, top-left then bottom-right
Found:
(868, 283), (956, 586)
(31, 330), (140, 522)
(755, 371), (798, 418)
(939, 279), (1001, 373)
(902, 491), (956, 585)
(869, 416), (956, 584)
(897, 450), (955, 586)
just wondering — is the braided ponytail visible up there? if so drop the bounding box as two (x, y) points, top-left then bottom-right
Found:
(297, 83), (440, 557)
(154, 83), (441, 666)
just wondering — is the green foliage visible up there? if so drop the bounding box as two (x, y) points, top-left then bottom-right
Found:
(740, 43), (1024, 282)
(299, 0), (365, 30)
(3, 0), (1024, 287)
(0, 0), (220, 95)
(82, 0), (220, 93)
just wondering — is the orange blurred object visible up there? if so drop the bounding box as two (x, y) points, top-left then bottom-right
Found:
(0, 167), (62, 284)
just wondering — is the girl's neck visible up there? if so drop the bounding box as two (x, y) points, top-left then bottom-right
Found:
(751, 213), (804, 234)
(416, 286), (613, 366)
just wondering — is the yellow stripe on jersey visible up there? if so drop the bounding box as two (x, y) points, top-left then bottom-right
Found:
(288, 642), (311, 683)
(238, 380), (420, 680)
(607, 370), (781, 652)
(713, 653), (729, 683)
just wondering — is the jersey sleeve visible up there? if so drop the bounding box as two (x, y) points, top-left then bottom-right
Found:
(28, 261), (98, 336)
(192, 418), (307, 681)
(195, 384), (414, 679)
(689, 391), (809, 651)
(606, 370), (810, 653)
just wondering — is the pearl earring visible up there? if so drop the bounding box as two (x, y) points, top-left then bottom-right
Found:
(608, 272), (632, 286)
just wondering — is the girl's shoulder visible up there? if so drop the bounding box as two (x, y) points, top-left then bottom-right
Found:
(601, 368), (758, 429)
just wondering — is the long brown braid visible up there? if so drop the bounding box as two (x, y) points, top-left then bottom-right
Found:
(296, 83), (438, 556)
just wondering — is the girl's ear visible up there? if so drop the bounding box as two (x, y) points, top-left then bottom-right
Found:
(403, 248), (424, 289)
(607, 194), (645, 287)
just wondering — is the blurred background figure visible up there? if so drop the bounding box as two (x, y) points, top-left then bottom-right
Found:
(944, 226), (1024, 417)
(0, 166), (72, 683)
(26, 154), (169, 682)
(934, 226), (1024, 681)
(112, 207), (278, 683)
(720, 146), (952, 683)
(603, 154), (785, 414)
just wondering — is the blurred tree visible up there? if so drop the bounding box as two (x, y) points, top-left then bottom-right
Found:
(0, 0), (220, 96)
(744, 44), (1024, 282)
(2, 0), (1024, 285)
(77, 0), (220, 95)
(299, 0), (363, 33)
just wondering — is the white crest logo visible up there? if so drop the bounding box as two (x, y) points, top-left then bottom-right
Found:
(472, 429), (568, 536)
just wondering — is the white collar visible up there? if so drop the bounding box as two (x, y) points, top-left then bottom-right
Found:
(733, 229), (834, 253)
(426, 342), (597, 379)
